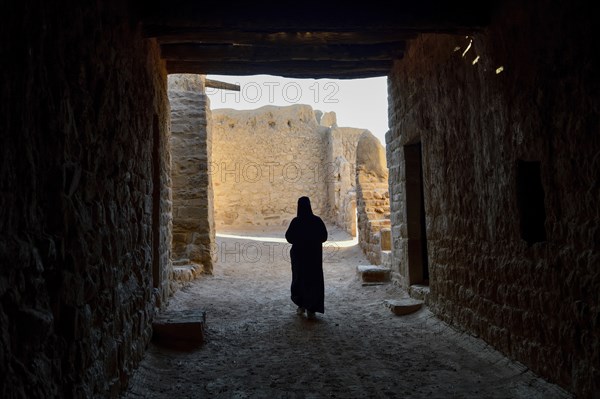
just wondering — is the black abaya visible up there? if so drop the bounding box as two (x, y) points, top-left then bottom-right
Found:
(285, 198), (328, 313)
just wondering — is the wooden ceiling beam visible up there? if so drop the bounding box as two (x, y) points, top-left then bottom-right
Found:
(166, 59), (393, 79)
(139, 1), (491, 79)
(160, 42), (405, 62)
(150, 30), (419, 45)
(205, 79), (241, 91)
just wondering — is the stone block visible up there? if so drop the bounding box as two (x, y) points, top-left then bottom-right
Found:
(357, 265), (391, 283)
(152, 309), (207, 347)
(177, 206), (205, 219)
(384, 299), (423, 315)
(408, 284), (430, 304)
(172, 262), (203, 282)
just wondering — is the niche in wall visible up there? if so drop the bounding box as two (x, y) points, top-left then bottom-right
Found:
(405, 142), (429, 285)
(516, 160), (547, 245)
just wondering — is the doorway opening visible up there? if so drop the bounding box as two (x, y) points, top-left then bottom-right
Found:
(404, 142), (429, 285)
(516, 160), (547, 245)
(165, 73), (389, 295)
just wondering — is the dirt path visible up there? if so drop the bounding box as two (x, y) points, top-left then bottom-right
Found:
(124, 226), (570, 399)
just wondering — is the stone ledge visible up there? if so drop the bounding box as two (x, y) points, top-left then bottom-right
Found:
(408, 284), (430, 304)
(172, 258), (191, 266)
(152, 309), (206, 348)
(384, 298), (423, 315)
(357, 265), (391, 283)
(172, 262), (203, 282)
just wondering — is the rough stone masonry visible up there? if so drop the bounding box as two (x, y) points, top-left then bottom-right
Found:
(386, 1), (599, 396)
(0, 1), (172, 396)
(168, 75), (216, 274)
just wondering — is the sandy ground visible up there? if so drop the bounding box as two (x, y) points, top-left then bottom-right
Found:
(124, 226), (571, 399)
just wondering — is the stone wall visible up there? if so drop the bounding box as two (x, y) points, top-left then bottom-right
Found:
(0, 1), (170, 397)
(386, 0), (599, 396)
(356, 132), (390, 265)
(210, 105), (372, 232)
(211, 105), (331, 228)
(328, 126), (367, 236)
(168, 74), (215, 274)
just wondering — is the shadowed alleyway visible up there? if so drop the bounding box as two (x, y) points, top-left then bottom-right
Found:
(124, 227), (570, 399)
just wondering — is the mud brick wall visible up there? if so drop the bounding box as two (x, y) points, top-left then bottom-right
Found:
(0, 1), (170, 397)
(211, 105), (330, 228)
(356, 132), (390, 265)
(210, 104), (372, 231)
(328, 126), (366, 236)
(386, 0), (598, 396)
(168, 75), (216, 273)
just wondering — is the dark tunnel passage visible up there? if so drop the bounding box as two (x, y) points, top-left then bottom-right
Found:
(0, 1), (598, 397)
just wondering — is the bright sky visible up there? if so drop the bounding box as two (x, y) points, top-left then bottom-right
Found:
(205, 74), (389, 146)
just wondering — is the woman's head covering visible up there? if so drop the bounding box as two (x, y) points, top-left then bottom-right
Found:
(297, 196), (313, 218)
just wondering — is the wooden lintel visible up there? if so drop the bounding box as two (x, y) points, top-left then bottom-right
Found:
(160, 42), (405, 62)
(148, 29), (420, 44)
(204, 79), (241, 91)
(166, 60), (393, 79)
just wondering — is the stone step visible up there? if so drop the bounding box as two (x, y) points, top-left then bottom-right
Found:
(172, 258), (191, 266)
(357, 265), (391, 283)
(152, 309), (206, 348)
(409, 284), (430, 304)
(172, 263), (203, 282)
(384, 298), (423, 315)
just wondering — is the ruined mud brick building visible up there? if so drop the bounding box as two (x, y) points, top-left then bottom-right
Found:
(169, 77), (390, 270)
(210, 104), (363, 230)
(0, 1), (597, 397)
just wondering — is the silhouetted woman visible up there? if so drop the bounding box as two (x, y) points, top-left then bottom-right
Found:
(285, 196), (328, 319)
